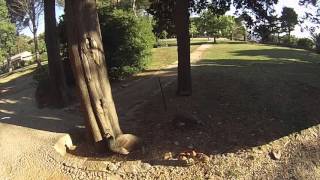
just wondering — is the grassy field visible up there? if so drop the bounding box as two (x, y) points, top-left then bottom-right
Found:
(147, 45), (200, 70)
(202, 41), (320, 63)
(147, 38), (214, 70)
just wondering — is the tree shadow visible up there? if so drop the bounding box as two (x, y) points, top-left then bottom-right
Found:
(231, 47), (320, 64)
(0, 69), (85, 134)
(123, 57), (320, 166)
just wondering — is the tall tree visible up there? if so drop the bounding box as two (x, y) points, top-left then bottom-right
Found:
(44, 0), (69, 106)
(6, 0), (44, 67)
(280, 7), (298, 43)
(199, 12), (235, 43)
(65, 0), (138, 154)
(148, 0), (231, 95)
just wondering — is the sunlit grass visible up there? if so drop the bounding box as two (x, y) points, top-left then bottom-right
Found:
(147, 38), (211, 70)
(203, 42), (320, 63)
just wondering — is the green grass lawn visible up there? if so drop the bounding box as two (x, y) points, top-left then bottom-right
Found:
(147, 45), (200, 70)
(202, 41), (320, 63)
(147, 38), (212, 70)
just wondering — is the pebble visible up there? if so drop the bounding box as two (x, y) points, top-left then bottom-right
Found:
(191, 151), (197, 157)
(164, 152), (173, 160)
(197, 153), (210, 163)
(179, 156), (188, 161)
(141, 163), (152, 170)
(107, 163), (118, 171)
(270, 150), (281, 160)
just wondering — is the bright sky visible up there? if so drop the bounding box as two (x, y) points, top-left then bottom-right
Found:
(21, 0), (319, 38)
(21, 6), (64, 36)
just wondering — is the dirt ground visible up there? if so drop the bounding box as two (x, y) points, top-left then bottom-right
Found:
(1, 43), (320, 179)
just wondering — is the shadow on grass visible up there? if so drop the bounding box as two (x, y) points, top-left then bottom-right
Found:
(231, 48), (320, 64)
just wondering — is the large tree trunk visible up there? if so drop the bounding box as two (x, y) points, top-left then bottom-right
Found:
(65, 0), (137, 154)
(44, 0), (69, 107)
(174, 0), (191, 96)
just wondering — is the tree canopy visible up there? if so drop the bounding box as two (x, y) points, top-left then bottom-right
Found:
(280, 7), (298, 37)
(0, 0), (16, 63)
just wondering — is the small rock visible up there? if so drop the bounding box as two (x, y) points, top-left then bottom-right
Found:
(197, 153), (210, 163)
(186, 158), (195, 165)
(270, 150), (281, 160)
(174, 141), (180, 146)
(178, 156), (188, 161)
(107, 163), (118, 171)
(164, 152), (173, 160)
(191, 151), (197, 157)
(141, 163), (152, 170)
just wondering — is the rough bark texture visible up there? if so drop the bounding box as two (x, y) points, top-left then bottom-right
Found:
(65, 0), (134, 154)
(174, 0), (191, 96)
(44, 0), (69, 107)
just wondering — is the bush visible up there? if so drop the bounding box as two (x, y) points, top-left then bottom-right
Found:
(98, 8), (156, 79)
(282, 35), (298, 47)
(297, 38), (314, 50)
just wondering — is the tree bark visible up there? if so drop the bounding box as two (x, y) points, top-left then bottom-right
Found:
(44, 0), (69, 107)
(174, 0), (191, 96)
(65, 0), (136, 154)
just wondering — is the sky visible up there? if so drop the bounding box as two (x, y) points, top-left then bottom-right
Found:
(21, 0), (319, 38)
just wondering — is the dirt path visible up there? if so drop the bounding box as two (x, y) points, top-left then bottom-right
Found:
(113, 44), (213, 122)
(0, 44), (212, 179)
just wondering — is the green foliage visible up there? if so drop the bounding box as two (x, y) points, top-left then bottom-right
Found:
(199, 11), (235, 39)
(280, 7), (298, 35)
(189, 21), (198, 38)
(11, 35), (33, 54)
(0, 0), (16, 63)
(297, 38), (314, 49)
(312, 33), (320, 53)
(98, 8), (156, 79)
(282, 35), (298, 47)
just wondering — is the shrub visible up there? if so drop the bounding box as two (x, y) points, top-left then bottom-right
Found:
(282, 35), (298, 47)
(58, 9), (156, 80)
(98, 8), (156, 79)
(297, 38), (314, 50)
